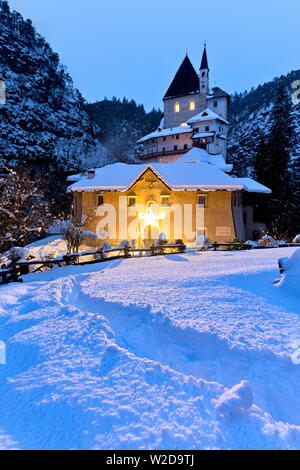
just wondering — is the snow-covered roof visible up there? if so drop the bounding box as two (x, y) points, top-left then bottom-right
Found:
(187, 108), (229, 125)
(68, 161), (269, 193)
(233, 177), (272, 194)
(137, 125), (192, 144)
(176, 147), (233, 173)
(192, 131), (214, 138)
(67, 172), (84, 182)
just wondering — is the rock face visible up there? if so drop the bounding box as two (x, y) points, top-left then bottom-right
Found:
(228, 70), (300, 176)
(0, 0), (108, 171)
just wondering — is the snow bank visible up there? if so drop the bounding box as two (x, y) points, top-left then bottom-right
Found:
(212, 380), (254, 418)
(277, 248), (300, 295)
(0, 248), (299, 449)
(25, 236), (67, 260)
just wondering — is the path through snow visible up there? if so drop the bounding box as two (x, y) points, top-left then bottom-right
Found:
(0, 248), (299, 449)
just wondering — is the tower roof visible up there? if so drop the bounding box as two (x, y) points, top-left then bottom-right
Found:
(200, 45), (209, 71)
(163, 55), (200, 100)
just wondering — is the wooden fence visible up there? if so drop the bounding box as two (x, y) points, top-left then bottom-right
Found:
(0, 243), (185, 285)
(1, 241), (299, 286)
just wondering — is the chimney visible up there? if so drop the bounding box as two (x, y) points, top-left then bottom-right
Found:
(87, 169), (95, 179)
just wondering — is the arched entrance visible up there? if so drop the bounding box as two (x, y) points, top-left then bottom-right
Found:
(143, 224), (159, 247)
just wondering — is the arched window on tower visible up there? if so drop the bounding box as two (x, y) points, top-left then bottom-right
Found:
(189, 100), (195, 111)
(174, 102), (180, 113)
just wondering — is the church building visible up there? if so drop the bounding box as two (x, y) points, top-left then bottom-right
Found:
(137, 45), (230, 162)
(68, 45), (271, 247)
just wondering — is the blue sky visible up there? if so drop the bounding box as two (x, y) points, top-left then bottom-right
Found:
(8, 0), (299, 111)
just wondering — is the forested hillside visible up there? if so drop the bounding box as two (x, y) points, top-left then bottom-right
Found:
(0, 0), (109, 171)
(228, 70), (300, 175)
(86, 98), (162, 162)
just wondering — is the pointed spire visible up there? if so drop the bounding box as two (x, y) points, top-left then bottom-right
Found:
(200, 42), (209, 71)
(163, 55), (200, 99)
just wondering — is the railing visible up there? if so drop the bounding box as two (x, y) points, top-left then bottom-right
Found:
(0, 243), (186, 285)
(1, 241), (299, 286)
(138, 148), (189, 160)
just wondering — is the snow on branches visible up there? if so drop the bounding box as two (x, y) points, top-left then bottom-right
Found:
(0, 166), (52, 251)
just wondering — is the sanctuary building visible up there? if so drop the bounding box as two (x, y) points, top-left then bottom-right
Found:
(68, 46), (271, 247)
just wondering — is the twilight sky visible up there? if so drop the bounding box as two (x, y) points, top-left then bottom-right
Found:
(8, 0), (299, 111)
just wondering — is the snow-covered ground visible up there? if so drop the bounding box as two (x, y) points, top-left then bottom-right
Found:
(0, 248), (299, 450)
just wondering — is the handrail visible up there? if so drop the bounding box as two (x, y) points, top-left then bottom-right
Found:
(0, 243), (186, 285)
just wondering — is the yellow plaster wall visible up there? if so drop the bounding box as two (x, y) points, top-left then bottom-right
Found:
(74, 168), (237, 246)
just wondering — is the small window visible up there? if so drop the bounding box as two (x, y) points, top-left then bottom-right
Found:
(162, 147), (166, 154)
(174, 145), (177, 151)
(202, 72), (205, 78)
(160, 195), (170, 207)
(205, 126), (209, 131)
(163, 136), (166, 141)
(195, 127), (199, 133)
(176, 135), (179, 140)
(189, 100), (195, 111)
(98, 195), (104, 206)
(197, 195), (207, 208)
(214, 101), (218, 108)
(184, 144), (188, 150)
(128, 196), (136, 207)
(175, 102), (180, 113)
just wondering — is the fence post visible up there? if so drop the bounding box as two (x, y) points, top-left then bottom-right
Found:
(124, 246), (131, 258)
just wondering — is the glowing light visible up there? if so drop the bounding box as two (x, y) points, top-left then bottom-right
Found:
(189, 100), (195, 111)
(174, 102), (180, 113)
(138, 206), (165, 226)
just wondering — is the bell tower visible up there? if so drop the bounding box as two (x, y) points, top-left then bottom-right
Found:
(199, 42), (209, 97)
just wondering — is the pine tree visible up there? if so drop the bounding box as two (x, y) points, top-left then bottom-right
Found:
(0, 166), (52, 251)
(253, 85), (296, 238)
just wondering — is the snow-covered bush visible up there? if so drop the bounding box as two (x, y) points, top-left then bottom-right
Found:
(195, 235), (211, 249)
(244, 240), (259, 247)
(293, 234), (300, 244)
(99, 241), (111, 251)
(48, 220), (68, 235)
(118, 240), (130, 249)
(154, 233), (168, 246)
(277, 248), (300, 294)
(258, 235), (277, 247)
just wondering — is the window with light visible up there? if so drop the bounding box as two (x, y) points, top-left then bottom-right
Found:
(174, 102), (180, 113)
(128, 196), (136, 207)
(160, 195), (170, 207)
(189, 100), (195, 111)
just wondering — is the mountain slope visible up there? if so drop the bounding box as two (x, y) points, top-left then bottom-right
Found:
(0, 0), (109, 171)
(86, 97), (162, 162)
(228, 70), (300, 175)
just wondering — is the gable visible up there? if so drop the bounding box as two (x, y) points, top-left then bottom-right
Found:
(129, 167), (171, 192)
